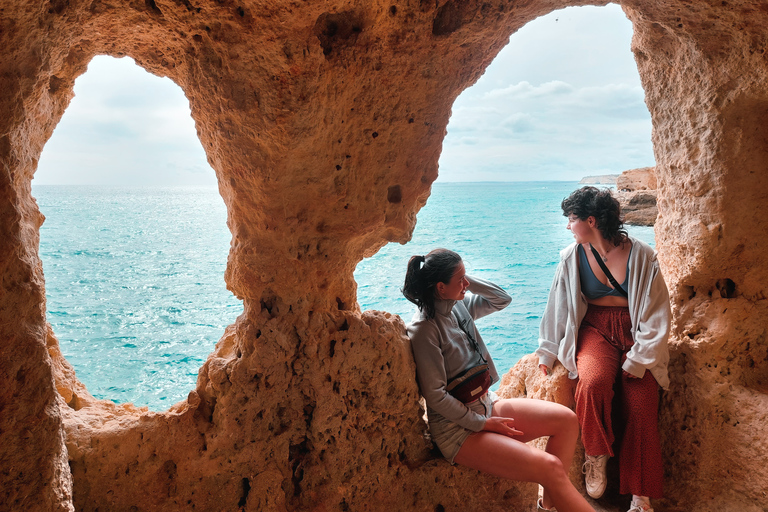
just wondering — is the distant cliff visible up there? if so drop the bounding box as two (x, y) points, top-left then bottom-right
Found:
(579, 174), (619, 185)
(615, 167), (657, 226)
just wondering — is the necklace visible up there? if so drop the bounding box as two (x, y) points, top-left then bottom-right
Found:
(590, 243), (609, 262)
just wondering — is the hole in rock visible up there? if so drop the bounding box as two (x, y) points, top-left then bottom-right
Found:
(355, 5), (656, 379)
(313, 11), (363, 57)
(238, 477), (251, 507)
(715, 278), (737, 299)
(387, 184), (402, 204)
(34, 55), (243, 411)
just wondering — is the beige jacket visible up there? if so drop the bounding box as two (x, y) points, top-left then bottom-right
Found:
(536, 237), (671, 389)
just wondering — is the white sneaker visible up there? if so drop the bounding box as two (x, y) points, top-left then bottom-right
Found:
(582, 454), (609, 499)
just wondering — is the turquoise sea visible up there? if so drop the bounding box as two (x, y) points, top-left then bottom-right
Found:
(34, 182), (654, 411)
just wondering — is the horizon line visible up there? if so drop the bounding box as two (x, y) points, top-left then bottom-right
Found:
(31, 178), (617, 188)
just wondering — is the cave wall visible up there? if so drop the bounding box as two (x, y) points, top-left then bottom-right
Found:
(1, 0), (767, 511)
(625, 2), (768, 508)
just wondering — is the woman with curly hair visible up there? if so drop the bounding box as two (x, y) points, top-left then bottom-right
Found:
(404, 249), (595, 512)
(536, 187), (671, 512)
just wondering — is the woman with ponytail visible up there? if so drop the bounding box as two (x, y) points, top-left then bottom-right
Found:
(537, 187), (671, 512)
(404, 249), (595, 512)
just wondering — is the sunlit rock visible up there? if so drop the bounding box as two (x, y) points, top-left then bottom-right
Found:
(2, 0), (768, 511)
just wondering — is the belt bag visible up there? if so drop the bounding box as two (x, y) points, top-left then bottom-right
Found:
(446, 363), (491, 404)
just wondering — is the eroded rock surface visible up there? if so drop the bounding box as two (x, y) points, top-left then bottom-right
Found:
(615, 166), (657, 226)
(2, 0), (768, 511)
(617, 166), (657, 192)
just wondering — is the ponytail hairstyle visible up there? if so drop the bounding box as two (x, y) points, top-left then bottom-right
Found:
(561, 186), (628, 247)
(402, 248), (462, 319)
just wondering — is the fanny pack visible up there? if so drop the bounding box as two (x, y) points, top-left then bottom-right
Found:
(446, 317), (491, 404)
(446, 363), (491, 404)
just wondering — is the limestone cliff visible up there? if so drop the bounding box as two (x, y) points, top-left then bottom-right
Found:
(1, 1), (768, 511)
(579, 174), (619, 185)
(616, 166), (657, 226)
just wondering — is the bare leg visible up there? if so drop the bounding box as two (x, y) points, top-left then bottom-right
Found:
(492, 398), (581, 508)
(454, 398), (592, 512)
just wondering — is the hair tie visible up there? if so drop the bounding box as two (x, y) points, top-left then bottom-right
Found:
(416, 255), (426, 268)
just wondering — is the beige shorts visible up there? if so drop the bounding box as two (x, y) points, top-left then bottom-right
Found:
(427, 390), (499, 463)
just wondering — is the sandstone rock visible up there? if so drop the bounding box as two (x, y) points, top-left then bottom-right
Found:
(615, 167), (658, 226)
(620, 190), (658, 226)
(616, 166), (657, 192)
(2, 0), (768, 511)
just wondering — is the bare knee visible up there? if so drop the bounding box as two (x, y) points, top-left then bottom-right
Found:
(564, 412), (579, 441)
(564, 407), (578, 429)
(552, 404), (579, 434)
(555, 404), (577, 422)
(536, 453), (570, 488)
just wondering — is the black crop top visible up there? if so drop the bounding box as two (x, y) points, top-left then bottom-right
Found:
(577, 244), (631, 300)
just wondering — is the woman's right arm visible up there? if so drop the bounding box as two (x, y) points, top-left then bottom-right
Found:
(462, 275), (512, 320)
(408, 320), (488, 432)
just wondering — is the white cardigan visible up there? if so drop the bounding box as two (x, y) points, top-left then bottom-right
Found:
(536, 237), (671, 390)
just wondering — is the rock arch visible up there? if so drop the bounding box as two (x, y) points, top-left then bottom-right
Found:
(1, 0), (766, 510)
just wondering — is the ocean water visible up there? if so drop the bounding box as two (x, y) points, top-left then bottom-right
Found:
(34, 182), (654, 411)
(355, 182), (654, 381)
(35, 186), (243, 409)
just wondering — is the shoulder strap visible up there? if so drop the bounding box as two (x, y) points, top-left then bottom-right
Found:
(455, 314), (488, 364)
(589, 244), (629, 298)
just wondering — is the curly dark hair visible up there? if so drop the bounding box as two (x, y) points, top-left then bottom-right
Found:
(561, 186), (627, 246)
(402, 248), (462, 320)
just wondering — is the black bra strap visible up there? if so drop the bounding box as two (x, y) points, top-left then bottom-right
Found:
(589, 244), (629, 298)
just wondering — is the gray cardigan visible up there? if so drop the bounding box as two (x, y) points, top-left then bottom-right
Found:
(407, 276), (511, 432)
(536, 237), (671, 389)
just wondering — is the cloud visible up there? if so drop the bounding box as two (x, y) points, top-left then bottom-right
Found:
(500, 113), (535, 133)
(437, 4), (655, 182)
(484, 80), (575, 100)
(36, 56), (216, 187)
(454, 136), (482, 146)
(439, 78), (655, 182)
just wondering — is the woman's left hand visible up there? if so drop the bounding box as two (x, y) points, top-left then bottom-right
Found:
(483, 416), (524, 438)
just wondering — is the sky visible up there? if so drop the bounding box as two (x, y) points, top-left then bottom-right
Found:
(35, 56), (216, 187)
(34, 4), (654, 186)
